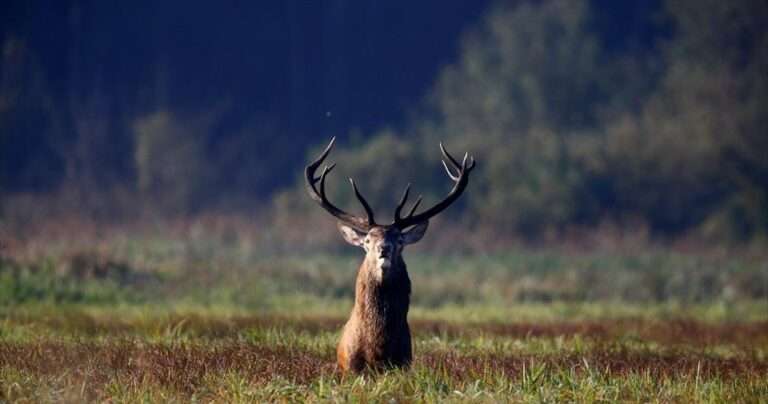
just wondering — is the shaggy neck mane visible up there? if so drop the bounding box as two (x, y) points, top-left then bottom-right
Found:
(355, 256), (410, 331)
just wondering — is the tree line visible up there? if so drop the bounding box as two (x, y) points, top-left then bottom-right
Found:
(1, 0), (766, 242)
(278, 0), (767, 242)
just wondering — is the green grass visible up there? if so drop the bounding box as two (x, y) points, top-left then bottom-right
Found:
(1, 234), (767, 402)
(1, 304), (767, 403)
(2, 247), (767, 308)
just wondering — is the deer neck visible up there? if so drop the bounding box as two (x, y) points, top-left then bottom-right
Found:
(353, 255), (411, 325)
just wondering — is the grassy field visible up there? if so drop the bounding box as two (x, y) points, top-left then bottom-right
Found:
(2, 303), (767, 402)
(1, 226), (767, 402)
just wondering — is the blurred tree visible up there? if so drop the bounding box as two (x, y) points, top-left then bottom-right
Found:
(598, 0), (768, 239)
(2, 0), (764, 244)
(425, 0), (629, 236)
(133, 110), (213, 214)
(282, 0), (768, 243)
(433, 0), (605, 138)
(278, 0), (659, 240)
(0, 37), (65, 193)
(210, 115), (296, 207)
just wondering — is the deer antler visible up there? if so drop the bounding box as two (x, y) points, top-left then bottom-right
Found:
(306, 137), (376, 231)
(393, 142), (475, 229)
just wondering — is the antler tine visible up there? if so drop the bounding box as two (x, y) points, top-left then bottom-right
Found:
(394, 183), (411, 221)
(393, 142), (475, 229)
(406, 195), (422, 218)
(394, 188), (423, 224)
(349, 178), (376, 226)
(440, 142), (462, 171)
(440, 142), (464, 180)
(319, 163), (335, 184)
(318, 164), (333, 195)
(307, 137), (336, 176)
(394, 184), (427, 225)
(441, 160), (459, 181)
(305, 137), (374, 231)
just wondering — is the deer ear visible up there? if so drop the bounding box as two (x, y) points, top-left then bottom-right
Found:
(337, 222), (366, 247)
(402, 221), (429, 245)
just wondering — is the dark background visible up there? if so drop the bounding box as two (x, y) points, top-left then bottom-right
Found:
(2, 1), (495, 191)
(1, 0), (765, 243)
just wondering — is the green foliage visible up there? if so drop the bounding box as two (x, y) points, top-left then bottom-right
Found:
(3, 235), (766, 308)
(2, 0), (766, 243)
(594, 0), (768, 237)
(0, 257), (141, 305)
(479, 129), (589, 234)
(425, 0), (629, 236)
(134, 110), (214, 214)
(433, 0), (607, 136)
(283, 0), (768, 241)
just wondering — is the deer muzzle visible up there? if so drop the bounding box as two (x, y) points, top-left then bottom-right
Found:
(375, 243), (395, 270)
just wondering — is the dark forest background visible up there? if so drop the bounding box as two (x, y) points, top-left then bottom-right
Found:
(1, 0), (766, 246)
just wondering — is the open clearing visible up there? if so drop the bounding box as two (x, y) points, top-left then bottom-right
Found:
(2, 304), (767, 402)
(1, 230), (767, 402)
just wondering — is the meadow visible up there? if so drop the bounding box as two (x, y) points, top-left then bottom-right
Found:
(1, 219), (767, 402)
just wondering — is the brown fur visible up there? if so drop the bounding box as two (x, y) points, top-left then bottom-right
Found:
(337, 228), (413, 373)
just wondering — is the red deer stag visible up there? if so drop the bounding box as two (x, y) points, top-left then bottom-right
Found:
(305, 137), (475, 373)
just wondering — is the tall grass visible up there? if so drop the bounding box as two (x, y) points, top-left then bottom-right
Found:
(2, 245), (766, 309)
(2, 307), (767, 403)
(2, 220), (767, 401)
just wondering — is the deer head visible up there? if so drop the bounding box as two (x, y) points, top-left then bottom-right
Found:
(306, 137), (475, 258)
(305, 137), (475, 372)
